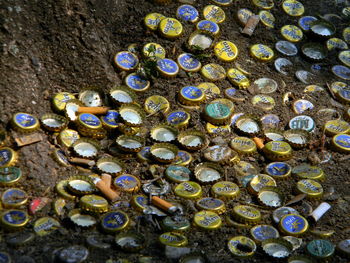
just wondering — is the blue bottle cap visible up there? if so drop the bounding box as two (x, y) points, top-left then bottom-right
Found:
(166, 111), (190, 129)
(176, 5), (199, 23)
(298, 16), (318, 31)
(12, 113), (39, 132)
(113, 174), (140, 192)
(250, 225), (280, 242)
(279, 214), (308, 236)
(101, 211), (129, 233)
(0, 252), (11, 263)
(125, 73), (150, 92)
(196, 20), (220, 35)
(224, 88), (237, 100)
(265, 162), (291, 179)
(156, 58), (179, 77)
(101, 110), (120, 129)
(0, 210), (29, 230)
(114, 51), (139, 71)
(165, 165), (191, 183)
(78, 113), (102, 129)
(332, 65), (350, 80)
(179, 86), (205, 105)
(177, 53), (201, 72)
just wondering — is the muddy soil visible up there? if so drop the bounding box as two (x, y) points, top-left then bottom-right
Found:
(0, 0), (350, 262)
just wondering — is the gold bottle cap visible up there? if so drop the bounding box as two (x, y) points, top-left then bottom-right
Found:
(201, 63), (226, 82)
(203, 5), (226, 24)
(177, 130), (208, 151)
(115, 135), (144, 153)
(1, 188), (28, 208)
(332, 133), (350, 153)
(263, 141), (293, 161)
(159, 232), (188, 247)
(68, 208), (97, 227)
(212, 0), (233, 6)
(235, 115), (261, 137)
(79, 194), (109, 213)
(96, 157), (124, 176)
(203, 145), (237, 164)
(109, 86), (137, 105)
(227, 68), (250, 89)
(196, 197), (225, 214)
(257, 187), (284, 208)
(205, 123), (231, 136)
(279, 214), (309, 236)
(197, 82), (220, 100)
(214, 41), (238, 62)
(150, 143), (179, 163)
(58, 129), (80, 148)
(228, 236), (256, 258)
(11, 112), (40, 133)
(166, 110), (191, 129)
(248, 174), (277, 195)
(144, 13), (165, 31)
(281, 25), (303, 42)
(125, 73), (150, 92)
(114, 51), (139, 71)
(159, 18), (183, 39)
(150, 125), (178, 143)
(77, 113), (102, 130)
(203, 99), (234, 125)
(119, 104), (145, 127)
(211, 181), (240, 199)
(0, 209), (29, 231)
(265, 162), (292, 179)
(174, 181), (202, 199)
(67, 176), (97, 196)
(113, 174), (141, 193)
(292, 164), (325, 181)
(251, 95), (275, 111)
(324, 119), (350, 136)
(194, 162), (223, 184)
(250, 44), (274, 61)
(232, 205), (261, 224)
(259, 11), (275, 28)
(282, 0), (304, 16)
(237, 8), (254, 26)
(101, 211), (130, 233)
(52, 92), (75, 112)
(78, 87), (103, 107)
(230, 137), (257, 155)
(72, 138), (100, 159)
(172, 150), (193, 166)
(250, 225), (280, 243)
(283, 129), (311, 149)
(142, 43), (166, 59)
(56, 180), (77, 200)
(252, 0), (274, 9)
(234, 161), (258, 177)
(193, 210), (222, 230)
(144, 95), (170, 115)
(34, 217), (61, 236)
(178, 86), (205, 106)
(296, 179), (323, 199)
(262, 238), (293, 258)
(327, 38), (348, 51)
(0, 147), (18, 168)
(339, 50), (350, 67)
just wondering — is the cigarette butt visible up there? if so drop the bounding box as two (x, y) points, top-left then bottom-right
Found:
(151, 196), (177, 213)
(101, 173), (112, 189)
(95, 180), (119, 202)
(310, 202), (331, 222)
(15, 133), (43, 147)
(77, 106), (110, 115)
(253, 137), (265, 150)
(69, 157), (95, 166)
(242, 15), (260, 36)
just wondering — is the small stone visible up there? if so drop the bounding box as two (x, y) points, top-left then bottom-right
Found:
(165, 246), (191, 259)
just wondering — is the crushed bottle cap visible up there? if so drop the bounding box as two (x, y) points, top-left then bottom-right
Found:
(214, 41), (238, 62)
(337, 239), (350, 258)
(253, 78), (278, 94)
(227, 68), (250, 89)
(0, 209), (29, 231)
(283, 236), (303, 251)
(259, 11), (275, 28)
(282, 0), (304, 16)
(113, 174), (140, 192)
(306, 239), (334, 260)
(176, 5), (199, 23)
(261, 114), (280, 129)
(58, 129), (80, 148)
(0, 147), (18, 168)
(250, 225), (280, 242)
(274, 57), (293, 75)
(228, 236), (256, 258)
(196, 20), (220, 36)
(298, 16), (317, 31)
(332, 133), (350, 153)
(250, 44), (274, 61)
(144, 13), (165, 31)
(232, 205), (261, 224)
(188, 31), (214, 51)
(193, 210), (222, 230)
(78, 87), (103, 107)
(201, 63), (226, 81)
(301, 43), (327, 61)
(237, 8), (253, 26)
(174, 181), (202, 199)
(159, 18), (183, 39)
(203, 5), (226, 24)
(1, 188), (28, 208)
(11, 112), (40, 133)
(194, 162), (223, 184)
(304, 84), (324, 93)
(125, 73), (150, 92)
(262, 238), (293, 258)
(142, 42), (166, 60)
(115, 232), (145, 252)
(252, 0), (274, 9)
(263, 129), (284, 142)
(281, 25), (303, 42)
(33, 217), (61, 236)
(114, 51), (139, 71)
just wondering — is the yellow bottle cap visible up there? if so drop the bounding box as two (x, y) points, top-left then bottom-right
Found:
(203, 145), (238, 164)
(79, 194), (109, 213)
(0, 147), (18, 168)
(252, 0), (274, 9)
(327, 38), (348, 51)
(203, 5), (226, 24)
(237, 8), (254, 26)
(214, 41), (238, 62)
(0, 209), (29, 231)
(230, 137), (257, 155)
(296, 179), (323, 199)
(196, 197), (226, 214)
(55, 180), (77, 200)
(193, 210), (222, 230)
(144, 13), (165, 31)
(248, 174), (277, 195)
(228, 236), (256, 258)
(324, 119), (350, 136)
(178, 86), (206, 106)
(52, 92), (75, 112)
(197, 82), (221, 100)
(282, 0), (305, 16)
(159, 232), (188, 247)
(159, 18), (183, 39)
(144, 95), (170, 115)
(281, 25), (303, 42)
(259, 11), (275, 28)
(205, 123), (231, 136)
(212, 0), (233, 6)
(201, 63), (226, 81)
(332, 133), (350, 153)
(34, 217), (61, 236)
(339, 50), (350, 67)
(279, 214), (309, 236)
(58, 129), (80, 148)
(292, 164), (325, 181)
(263, 141), (293, 161)
(211, 181), (240, 199)
(174, 181), (202, 199)
(142, 43), (166, 59)
(250, 44), (274, 61)
(11, 112), (40, 133)
(252, 95), (275, 111)
(343, 27), (350, 44)
(232, 205), (261, 224)
(227, 68), (250, 89)
(234, 161), (258, 177)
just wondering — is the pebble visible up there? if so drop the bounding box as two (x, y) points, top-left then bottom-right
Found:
(165, 245), (192, 259)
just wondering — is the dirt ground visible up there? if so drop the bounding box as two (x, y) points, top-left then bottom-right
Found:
(0, 0), (350, 262)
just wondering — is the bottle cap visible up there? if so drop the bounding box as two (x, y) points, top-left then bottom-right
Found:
(224, 87), (237, 101)
(332, 133), (350, 153)
(0, 147), (18, 168)
(325, 119), (350, 136)
(296, 179), (323, 199)
(332, 65), (350, 80)
(115, 232), (145, 252)
(252, 95), (275, 111)
(101, 110), (120, 130)
(150, 143), (178, 163)
(281, 25), (303, 42)
(196, 197), (225, 214)
(125, 73), (150, 92)
(176, 5), (199, 23)
(80, 194), (109, 213)
(100, 211), (129, 233)
(263, 141), (293, 161)
(144, 95), (170, 115)
(194, 162), (223, 184)
(114, 51), (139, 71)
(272, 207), (299, 224)
(265, 162), (291, 179)
(0, 252), (11, 262)
(203, 5), (226, 24)
(230, 137), (257, 155)
(159, 232), (188, 247)
(205, 123), (231, 136)
(119, 104), (145, 127)
(33, 217), (61, 236)
(0, 210), (29, 231)
(178, 86), (205, 106)
(211, 181), (240, 199)
(144, 13), (165, 31)
(253, 78), (278, 94)
(77, 113), (102, 130)
(150, 125), (178, 143)
(248, 174), (277, 195)
(298, 16), (317, 31)
(1, 188), (28, 208)
(214, 41), (238, 62)
(196, 20), (220, 36)
(234, 161), (258, 177)
(68, 208), (96, 227)
(193, 210), (222, 230)
(259, 11), (275, 28)
(343, 27), (350, 43)
(307, 239), (335, 259)
(166, 110), (190, 129)
(159, 18), (183, 39)
(261, 238), (293, 258)
(250, 44), (274, 61)
(212, 0), (232, 5)
(226, 68), (250, 89)
(201, 63), (226, 81)
(227, 236), (256, 258)
(283, 129), (310, 148)
(78, 87), (103, 107)
(96, 157), (124, 176)
(157, 58), (179, 78)
(165, 165), (191, 183)
(11, 113), (40, 133)
(302, 43), (328, 61)
(310, 20), (335, 38)
(142, 181), (171, 196)
(203, 145), (238, 164)
(68, 176), (97, 196)
(64, 99), (83, 121)
(203, 99), (234, 125)
(257, 187), (284, 208)
(52, 92), (75, 113)
(237, 8), (254, 26)
(142, 43), (166, 59)
(58, 129), (80, 148)
(327, 38), (348, 51)
(177, 53), (201, 73)
(275, 41), (298, 57)
(283, 236), (303, 251)
(0, 167), (22, 186)
(292, 164), (325, 181)
(72, 138), (100, 159)
(113, 174), (140, 193)
(174, 181), (202, 199)
(337, 239), (350, 258)
(136, 146), (152, 163)
(250, 225), (280, 243)
(55, 180), (76, 200)
(282, 0), (304, 16)
(263, 129), (284, 142)
(110, 86), (136, 105)
(59, 245), (89, 263)
(40, 113), (68, 132)
(232, 205), (261, 224)
(235, 115), (261, 137)
(252, 0), (274, 9)
(172, 150), (193, 166)
(335, 88), (350, 104)
(161, 216), (190, 232)
(289, 115), (315, 132)
(304, 84), (324, 93)
(177, 130), (208, 151)
(130, 195), (148, 212)
(187, 30), (214, 51)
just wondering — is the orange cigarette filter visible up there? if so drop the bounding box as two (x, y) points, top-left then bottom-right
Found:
(77, 106), (110, 115)
(95, 180), (119, 202)
(101, 173), (112, 189)
(151, 196), (176, 212)
(253, 137), (265, 150)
